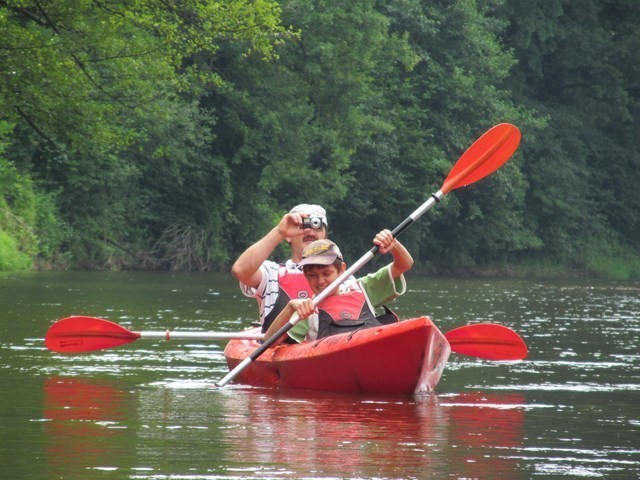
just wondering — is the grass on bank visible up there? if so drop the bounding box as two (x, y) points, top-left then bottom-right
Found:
(582, 242), (640, 281)
(496, 239), (640, 280)
(0, 230), (31, 271)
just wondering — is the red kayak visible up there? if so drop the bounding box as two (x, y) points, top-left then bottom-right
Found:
(223, 316), (451, 395)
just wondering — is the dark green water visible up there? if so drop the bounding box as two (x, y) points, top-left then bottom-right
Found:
(1, 271), (638, 479)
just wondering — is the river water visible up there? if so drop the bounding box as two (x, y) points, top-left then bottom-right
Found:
(0, 271), (638, 479)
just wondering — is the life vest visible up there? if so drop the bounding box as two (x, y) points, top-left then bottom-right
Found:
(262, 265), (313, 333)
(317, 288), (383, 339)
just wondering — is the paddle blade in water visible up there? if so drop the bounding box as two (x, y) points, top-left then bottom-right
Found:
(441, 123), (521, 194)
(45, 316), (140, 353)
(444, 323), (528, 360)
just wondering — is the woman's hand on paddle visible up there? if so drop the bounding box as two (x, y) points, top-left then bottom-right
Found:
(374, 229), (397, 254)
(374, 229), (414, 278)
(264, 298), (317, 344)
(289, 298), (317, 319)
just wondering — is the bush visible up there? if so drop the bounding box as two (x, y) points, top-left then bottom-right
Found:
(0, 121), (68, 270)
(0, 230), (31, 270)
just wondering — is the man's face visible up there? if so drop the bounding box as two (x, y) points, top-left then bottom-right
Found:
(303, 263), (344, 295)
(290, 225), (327, 252)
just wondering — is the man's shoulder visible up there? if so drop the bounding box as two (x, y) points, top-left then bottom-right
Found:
(260, 259), (280, 270)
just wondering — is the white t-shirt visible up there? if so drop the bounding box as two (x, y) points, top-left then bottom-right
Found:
(239, 259), (304, 325)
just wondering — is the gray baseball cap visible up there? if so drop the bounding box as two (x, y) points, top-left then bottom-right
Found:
(299, 239), (343, 266)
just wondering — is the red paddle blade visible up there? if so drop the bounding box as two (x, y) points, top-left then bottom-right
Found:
(441, 123), (521, 194)
(45, 316), (140, 353)
(444, 323), (528, 360)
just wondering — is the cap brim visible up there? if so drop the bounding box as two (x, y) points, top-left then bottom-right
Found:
(299, 254), (340, 267)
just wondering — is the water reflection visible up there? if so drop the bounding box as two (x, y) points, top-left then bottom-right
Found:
(43, 377), (134, 478)
(139, 386), (526, 479)
(42, 377), (526, 479)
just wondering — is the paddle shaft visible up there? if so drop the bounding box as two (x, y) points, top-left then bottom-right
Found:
(44, 315), (269, 353)
(138, 331), (264, 341)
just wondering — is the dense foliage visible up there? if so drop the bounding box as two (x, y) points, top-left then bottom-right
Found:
(1, 0), (638, 278)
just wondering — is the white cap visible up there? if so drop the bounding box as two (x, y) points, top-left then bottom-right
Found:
(289, 204), (328, 227)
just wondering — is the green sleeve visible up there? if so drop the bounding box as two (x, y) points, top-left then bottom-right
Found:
(359, 265), (406, 307)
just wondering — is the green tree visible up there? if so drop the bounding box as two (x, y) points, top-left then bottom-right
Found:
(0, 0), (289, 269)
(213, 0), (418, 258)
(501, 0), (640, 276)
(333, 0), (542, 270)
(1, 0), (637, 277)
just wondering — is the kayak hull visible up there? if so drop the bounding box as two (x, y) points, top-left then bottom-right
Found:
(223, 316), (451, 395)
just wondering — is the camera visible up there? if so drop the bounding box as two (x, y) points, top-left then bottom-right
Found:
(300, 217), (324, 230)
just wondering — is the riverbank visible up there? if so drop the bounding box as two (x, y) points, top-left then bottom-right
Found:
(20, 258), (640, 282)
(5, 240), (640, 281)
(413, 254), (640, 281)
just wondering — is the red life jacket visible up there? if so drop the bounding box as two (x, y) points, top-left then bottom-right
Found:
(262, 265), (313, 333)
(317, 287), (383, 339)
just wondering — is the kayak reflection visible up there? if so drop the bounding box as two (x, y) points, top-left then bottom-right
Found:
(221, 388), (525, 479)
(42, 377), (525, 479)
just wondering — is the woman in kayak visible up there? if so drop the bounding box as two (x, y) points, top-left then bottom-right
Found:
(264, 230), (413, 344)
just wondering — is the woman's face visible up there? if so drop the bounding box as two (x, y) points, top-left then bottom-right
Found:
(303, 263), (345, 295)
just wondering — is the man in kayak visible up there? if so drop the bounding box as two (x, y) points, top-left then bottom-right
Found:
(231, 204), (330, 339)
(264, 230), (413, 344)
